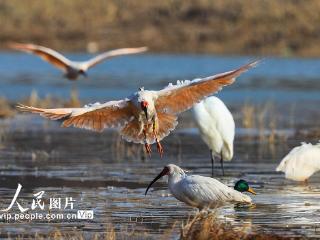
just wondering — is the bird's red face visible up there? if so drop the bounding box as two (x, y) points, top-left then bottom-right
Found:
(140, 100), (149, 120)
(145, 166), (170, 195)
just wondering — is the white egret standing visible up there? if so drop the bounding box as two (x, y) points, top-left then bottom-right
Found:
(145, 164), (255, 209)
(17, 61), (258, 158)
(192, 96), (235, 176)
(276, 142), (320, 182)
(9, 43), (148, 80)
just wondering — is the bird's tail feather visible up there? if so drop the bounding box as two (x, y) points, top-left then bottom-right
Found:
(120, 112), (178, 144)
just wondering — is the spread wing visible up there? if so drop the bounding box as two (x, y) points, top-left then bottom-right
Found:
(155, 60), (259, 115)
(9, 43), (72, 72)
(16, 100), (136, 132)
(81, 47), (148, 70)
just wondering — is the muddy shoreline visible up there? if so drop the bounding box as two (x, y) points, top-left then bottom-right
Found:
(1, 0), (320, 57)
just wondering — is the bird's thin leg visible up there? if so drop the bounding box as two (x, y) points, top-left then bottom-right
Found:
(155, 139), (163, 158)
(210, 150), (215, 178)
(152, 119), (163, 158)
(220, 152), (225, 176)
(143, 127), (151, 157)
(144, 142), (152, 157)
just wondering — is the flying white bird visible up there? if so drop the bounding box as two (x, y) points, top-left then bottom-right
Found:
(9, 43), (148, 80)
(145, 164), (255, 209)
(276, 142), (320, 182)
(192, 96), (235, 177)
(17, 60), (258, 157)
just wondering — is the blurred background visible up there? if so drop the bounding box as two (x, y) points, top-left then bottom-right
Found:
(0, 1), (320, 239)
(0, 0), (320, 56)
(0, 0), (319, 131)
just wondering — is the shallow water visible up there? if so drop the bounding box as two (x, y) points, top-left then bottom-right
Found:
(0, 120), (319, 238)
(1, 53), (320, 105)
(0, 53), (319, 238)
(1, 53), (320, 131)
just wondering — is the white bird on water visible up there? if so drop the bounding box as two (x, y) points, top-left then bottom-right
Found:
(9, 43), (148, 80)
(192, 96), (235, 177)
(17, 60), (258, 158)
(276, 142), (320, 182)
(145, 164), (256, 209)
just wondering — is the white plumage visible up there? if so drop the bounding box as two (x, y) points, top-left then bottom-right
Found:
(18, 61), (258, 158)
(276, 142), (320, 181)
(192, 96), (235, 176)
(145, 164), (255, 209)
(9, 43), (148, 80)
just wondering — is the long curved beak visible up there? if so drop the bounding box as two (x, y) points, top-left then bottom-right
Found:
(145, 168), (168, 195)
(247, 187), (256, 195)
(143, 107), (148, 120)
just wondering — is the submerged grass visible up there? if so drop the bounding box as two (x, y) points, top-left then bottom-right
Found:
(8, 223), (151, 239)
(241, 101), (282, 144)
(0, 89), (82, 119)
(0, 93), (318, 148)
(181, 211), (301, 240)
(0, 97), (15, 118)
(3, 212), (302, 239)
(22, 89), (82, 109)
(111, 132), (147, 161)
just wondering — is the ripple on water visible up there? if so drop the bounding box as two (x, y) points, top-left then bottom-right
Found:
(0, 128), (319, 238)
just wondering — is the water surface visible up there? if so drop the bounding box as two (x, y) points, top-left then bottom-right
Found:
(0, 53), (319, 238)
(0, 119), (318, 238)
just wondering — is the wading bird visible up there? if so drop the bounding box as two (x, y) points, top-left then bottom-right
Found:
(17, 61), (258, 158)
(276, 142), (320, 182)
(9, 43), (148, 80)
(145, 164), (255, 209)
(192, 96), (235, 177)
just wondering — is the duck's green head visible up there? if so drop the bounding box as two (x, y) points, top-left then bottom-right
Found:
(234, 179), (256, 195)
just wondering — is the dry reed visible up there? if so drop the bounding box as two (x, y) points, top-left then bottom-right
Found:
(1, 0), (320, 56)
(180, 211), (301, 240)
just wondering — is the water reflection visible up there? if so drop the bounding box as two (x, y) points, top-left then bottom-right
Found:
(0, 125), (318, 238)
(0, 50), (318, 238)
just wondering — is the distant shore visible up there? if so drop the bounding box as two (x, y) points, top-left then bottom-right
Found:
(0, 0), (319, 57)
